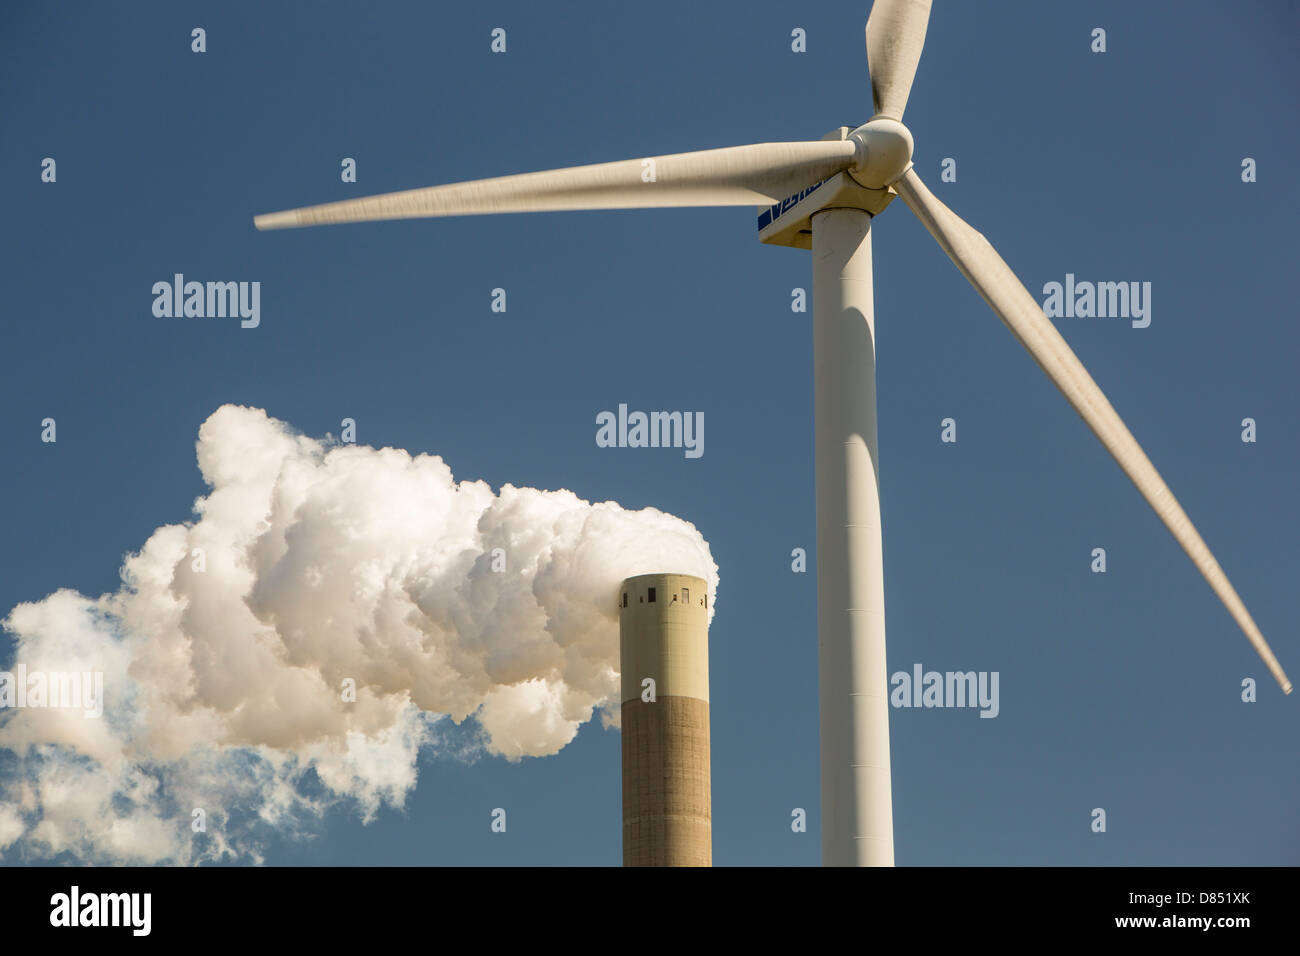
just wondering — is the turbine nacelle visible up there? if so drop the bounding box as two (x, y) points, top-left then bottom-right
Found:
(848, 117), (914, 190)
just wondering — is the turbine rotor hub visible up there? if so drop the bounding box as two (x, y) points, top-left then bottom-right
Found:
(848, 117), (914, 190)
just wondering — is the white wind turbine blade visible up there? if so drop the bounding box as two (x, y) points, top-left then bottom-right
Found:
(893, 167), (1293, 694)
(254, 140), (858, 230)
(865, 0), (933, 121)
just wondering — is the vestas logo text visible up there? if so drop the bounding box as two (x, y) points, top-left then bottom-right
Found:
(757, 179), (827, 231)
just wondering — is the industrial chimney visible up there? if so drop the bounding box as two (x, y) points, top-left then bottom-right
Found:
(619, 572), (711, 866)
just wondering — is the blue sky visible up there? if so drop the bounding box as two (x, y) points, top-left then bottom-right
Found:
(1, 0), (1297, 865)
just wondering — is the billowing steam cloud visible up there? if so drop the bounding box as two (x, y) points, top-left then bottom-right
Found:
(0, 405), (717, 864)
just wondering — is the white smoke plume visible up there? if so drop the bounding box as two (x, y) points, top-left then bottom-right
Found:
(0, 405), (717, 864)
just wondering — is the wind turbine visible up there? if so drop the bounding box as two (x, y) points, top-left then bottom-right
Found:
(254, 0), (1292, 866)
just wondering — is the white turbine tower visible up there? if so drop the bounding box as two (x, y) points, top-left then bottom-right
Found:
(255, 0), (1292, 866)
